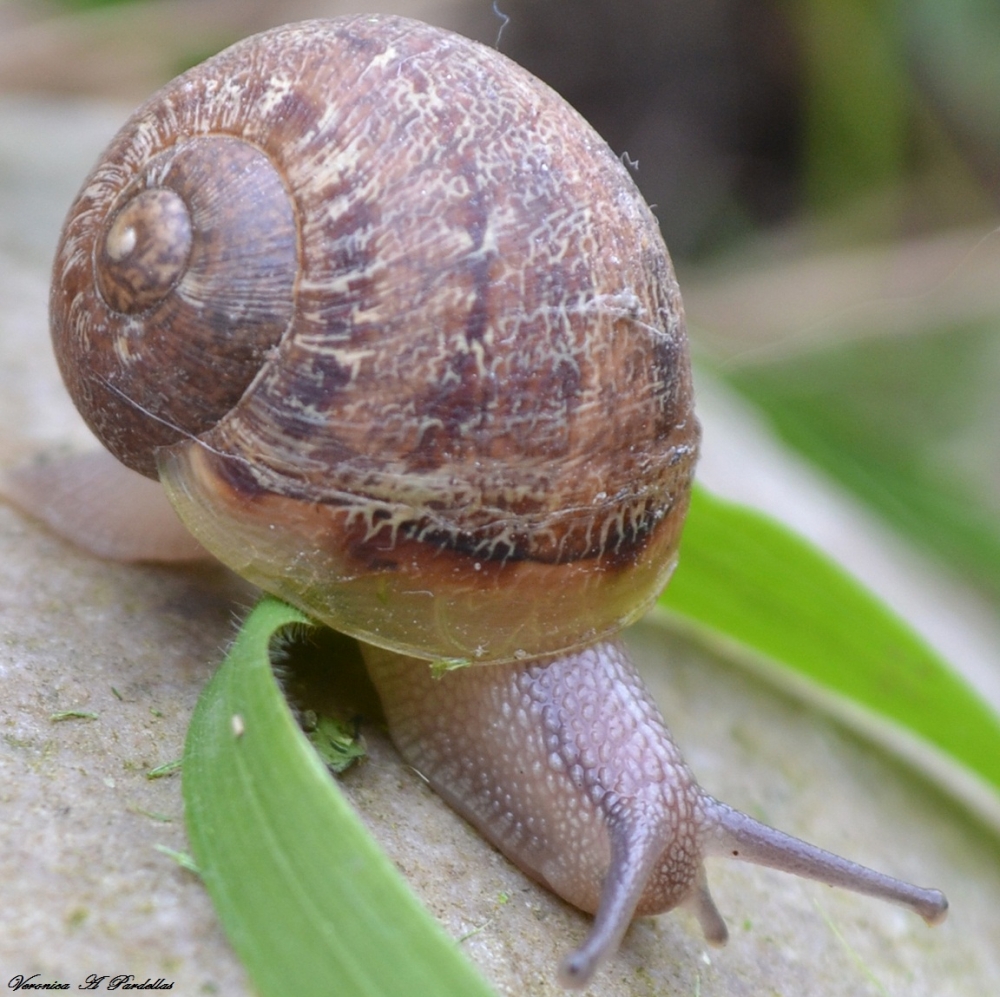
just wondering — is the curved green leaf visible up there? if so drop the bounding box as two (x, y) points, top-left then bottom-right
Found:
(660, 484), (1000, 832)
(723, 320), (1000, 601)
(182, 596), (499, 997)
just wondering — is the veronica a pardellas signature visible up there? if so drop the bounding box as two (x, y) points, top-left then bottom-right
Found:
(8, 975), (175, 991)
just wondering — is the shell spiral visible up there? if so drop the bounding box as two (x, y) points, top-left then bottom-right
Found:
(51, 15), (699, 664)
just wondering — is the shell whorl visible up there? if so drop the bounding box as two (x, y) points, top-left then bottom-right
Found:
(54, 132), (298, 477)
(51, 15), (699, 662)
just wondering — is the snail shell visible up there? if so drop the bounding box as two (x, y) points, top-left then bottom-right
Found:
(53, 15), (696, 668)
(46, 15), (946, 988)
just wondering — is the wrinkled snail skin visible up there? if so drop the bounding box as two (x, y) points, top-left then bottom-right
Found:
(363, 638), (713, 984)
(41, 14), (947, 988)
(363, 638), (948, 986)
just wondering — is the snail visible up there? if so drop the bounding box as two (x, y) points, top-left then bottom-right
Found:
(9, 14), (947, 989)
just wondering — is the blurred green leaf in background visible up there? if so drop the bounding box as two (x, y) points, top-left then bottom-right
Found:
(792, 0), (911, 214)
(51, 0), (145, 10)
(680, 0), (1000, 607)
(723, 317), (1000, 600)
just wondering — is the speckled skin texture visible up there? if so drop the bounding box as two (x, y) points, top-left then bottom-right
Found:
(363, 634), (947, 986)
(365, 638), (706, 919)
(364, 637), (721, 983)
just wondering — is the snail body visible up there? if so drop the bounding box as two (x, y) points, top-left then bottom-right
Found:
(36, 15), (945, 987)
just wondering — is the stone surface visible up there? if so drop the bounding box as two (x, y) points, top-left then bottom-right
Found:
(1, 95), (997, 996)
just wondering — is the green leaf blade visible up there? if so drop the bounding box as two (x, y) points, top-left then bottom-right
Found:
(183, 596), (498, 997)
(722, 319), (1000, 600)
(660, 485), (1000, 825)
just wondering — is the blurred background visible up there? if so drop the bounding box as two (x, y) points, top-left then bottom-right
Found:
(1, 0), (999, 608)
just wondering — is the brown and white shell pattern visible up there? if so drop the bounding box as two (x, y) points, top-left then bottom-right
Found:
(51, 15), (699, 662)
